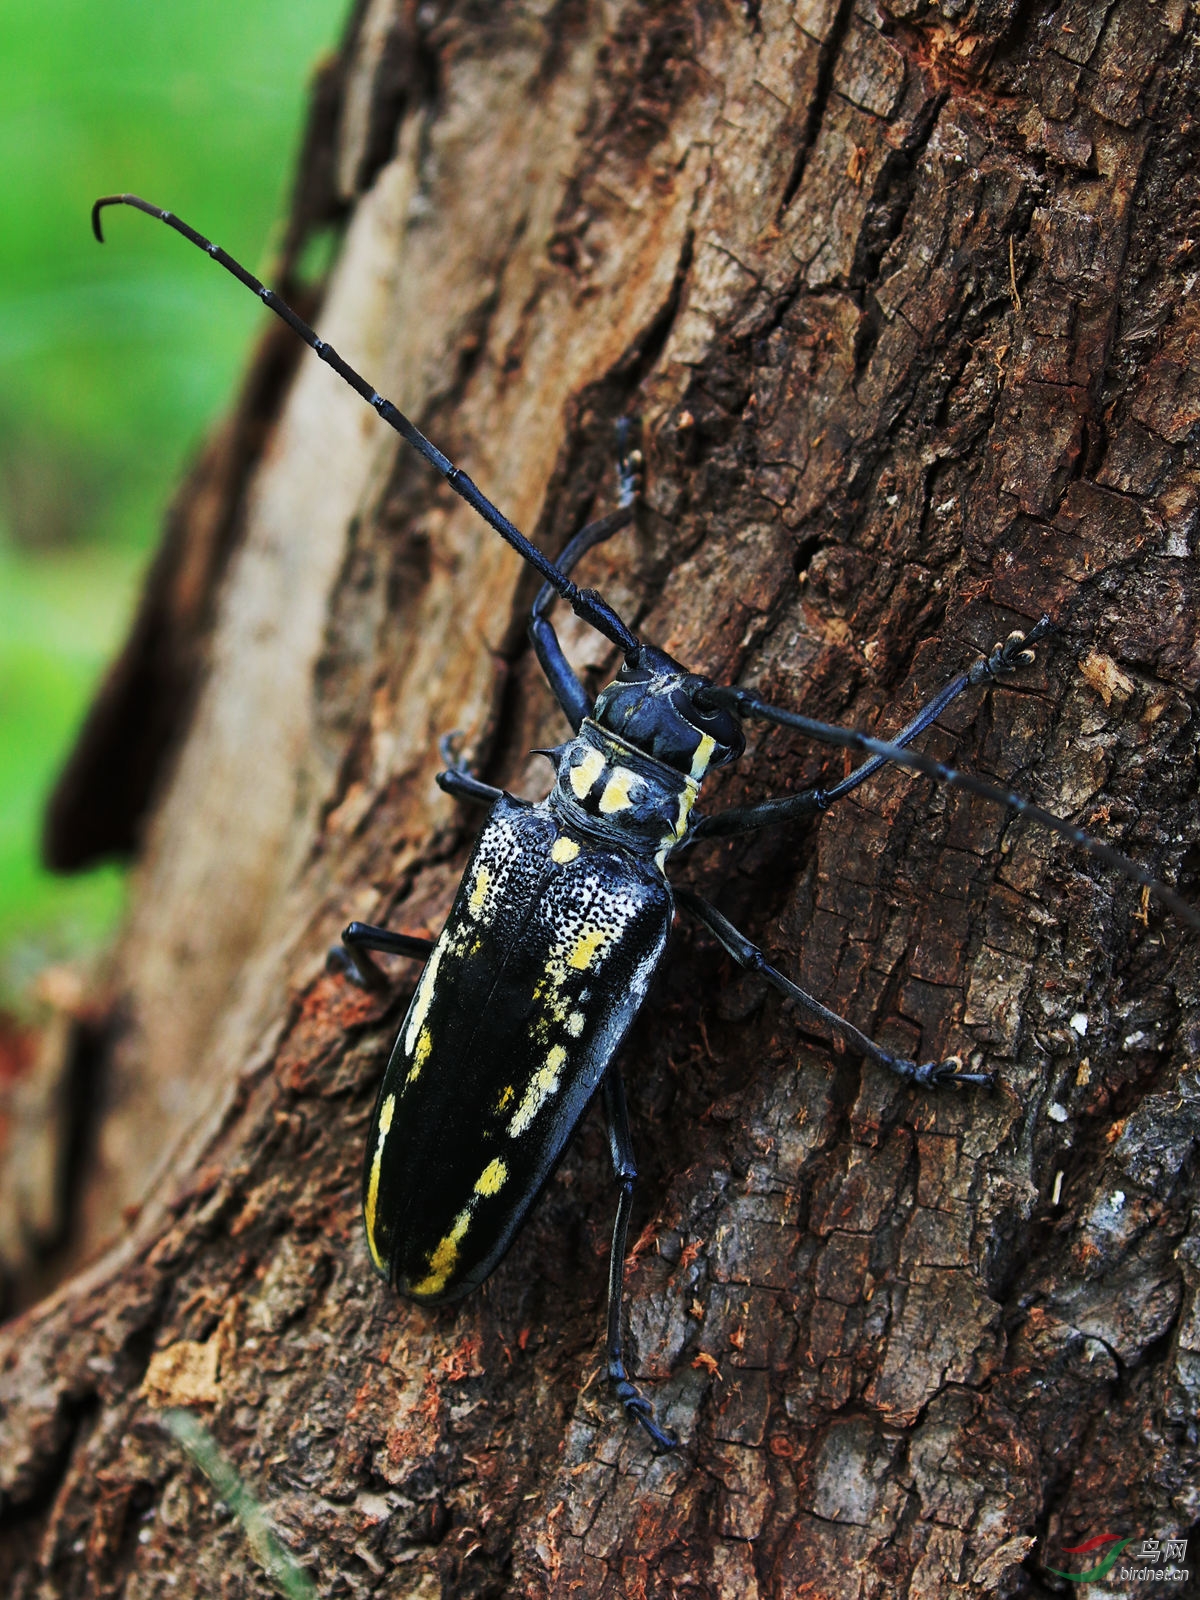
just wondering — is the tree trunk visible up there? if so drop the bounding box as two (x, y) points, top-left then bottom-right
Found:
(4, 1), (1198, 1595)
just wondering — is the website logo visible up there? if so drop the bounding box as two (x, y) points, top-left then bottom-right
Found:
(1044, 1533), (1189, 1584)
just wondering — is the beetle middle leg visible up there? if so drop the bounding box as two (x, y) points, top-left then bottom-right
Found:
(601, 1066), (677, 1450)
(329, 920), (437, 992)
(674, 887), (990, 1088)
(436, 732), (505, 807)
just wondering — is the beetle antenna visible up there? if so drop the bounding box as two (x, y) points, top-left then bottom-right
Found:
(696, 682), (1200, 932)
(91, 193), (642, 660)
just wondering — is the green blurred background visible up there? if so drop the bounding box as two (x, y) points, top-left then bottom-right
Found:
(0, 0), (348, 1008)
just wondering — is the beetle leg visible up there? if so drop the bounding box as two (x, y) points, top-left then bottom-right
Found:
(329, 920), (437, 992)
(530, 421), (642, 731)
(675, 888), (993, 1088)
(434, 731), (504, 806)
(694, 680), (1200, 934)
(437, 768), (504, 807)
(438, 767), (503, 805)
(602, 1068), (677, 1451)
(690, 619), (1051, 842)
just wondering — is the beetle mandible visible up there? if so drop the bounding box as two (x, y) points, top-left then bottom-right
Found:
(92, 194), (1200, 1449)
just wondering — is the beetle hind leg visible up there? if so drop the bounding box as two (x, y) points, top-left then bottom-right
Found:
(676, 888), (992, 1089)
(602, 1069), (677, 1451)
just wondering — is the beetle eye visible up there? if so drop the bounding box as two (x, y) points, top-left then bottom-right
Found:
(671, 688), (745, 762)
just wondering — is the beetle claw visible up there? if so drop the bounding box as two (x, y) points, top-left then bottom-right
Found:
(614, 1380), (677, 1452)
(927, 1054), (995, 1088)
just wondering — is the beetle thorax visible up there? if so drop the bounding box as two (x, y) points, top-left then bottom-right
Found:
(550, 721), (704, 863)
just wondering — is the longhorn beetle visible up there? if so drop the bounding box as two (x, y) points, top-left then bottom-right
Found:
(93, 194), (1199, 1450)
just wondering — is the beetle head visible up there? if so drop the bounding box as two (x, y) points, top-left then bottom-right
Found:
(593, 645), (745, 775)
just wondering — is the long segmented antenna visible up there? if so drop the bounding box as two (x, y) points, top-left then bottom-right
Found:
(697, 682), (1200, 933)
(91, 193), (641, 659)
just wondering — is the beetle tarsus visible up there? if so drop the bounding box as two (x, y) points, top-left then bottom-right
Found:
(613, 1378), (677, 1452)
(677, 888), (995, 1091)
(693, 617), (1051, 843)
(599, 1071), (678, 1448)
(912, 1055), (996, 1088)
(967, 614), (1053, 686)
(436, 731), (503, 804)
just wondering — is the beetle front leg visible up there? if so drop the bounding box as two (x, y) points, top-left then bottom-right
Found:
(690, 619), (1050, 843)
(602, 1067), (677, 1451)
(530, 419), (642, 731)
(328, 920), (437, 992)
(675, 888), (991, 1088)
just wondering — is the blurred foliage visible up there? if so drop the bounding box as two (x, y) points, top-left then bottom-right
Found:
(0, 0), (347, 1005)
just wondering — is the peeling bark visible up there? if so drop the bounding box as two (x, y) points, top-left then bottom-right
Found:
(4, 2), (1199, 1596)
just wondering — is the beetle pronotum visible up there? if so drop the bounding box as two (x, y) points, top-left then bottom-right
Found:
(93, 193), (1198, 1448)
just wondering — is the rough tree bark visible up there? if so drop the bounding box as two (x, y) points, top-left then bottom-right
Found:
(3, 1), (1198, 1595)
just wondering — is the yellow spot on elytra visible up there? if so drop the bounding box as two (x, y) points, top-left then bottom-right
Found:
(567, 1011), (585, 1037)
(407, 1026), (432, 1083)
(363, 1093), (396, 1271)
(475, 1158), (508, 1197)
(690, 732), (717, 779)
(469, 864), (491, 918)
(410, 1207), (472, 1297)
(508, 1045), (568, 1137)
(496, 1083), (515, 1111)
(568, 926), (609, 970)
(599, 766), (640, 813)
(551, 835), (580, 864)
(404, 940), (444, 1055)
(569, 746), (605, 799)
